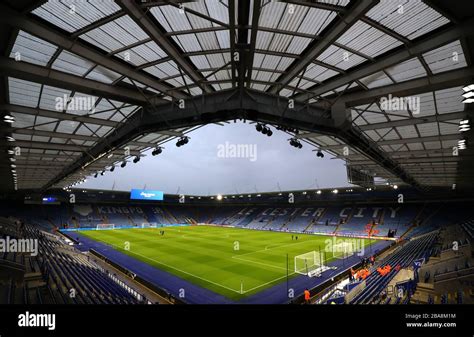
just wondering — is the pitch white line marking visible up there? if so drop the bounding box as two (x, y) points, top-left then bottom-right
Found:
(231, 255), (287, 271)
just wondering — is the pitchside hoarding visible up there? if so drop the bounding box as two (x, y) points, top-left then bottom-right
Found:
(130, 189), (164, 201)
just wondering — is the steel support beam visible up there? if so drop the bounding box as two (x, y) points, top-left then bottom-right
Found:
(0, 57), (164, 106)
(321, 133), (460, 149)
(7, 127), (152, 147)
(340, 67), (474, 107)
(246, 0), (262, 87)
(40, 88), (421, 191)
(357, 111), (467, 131)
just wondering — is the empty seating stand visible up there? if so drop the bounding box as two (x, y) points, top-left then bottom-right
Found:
(12, 225), (144, 305)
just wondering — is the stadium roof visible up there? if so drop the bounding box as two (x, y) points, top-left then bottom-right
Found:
(0, 0), (473, 192)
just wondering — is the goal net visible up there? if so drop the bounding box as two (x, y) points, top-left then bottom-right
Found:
(294, 251), (331, 277)
(141, 223), (157, 228)
(332, 242), (355, 259)
(96, 224), (115, 230)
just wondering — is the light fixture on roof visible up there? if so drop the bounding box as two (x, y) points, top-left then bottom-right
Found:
(458, 138), (467, 150)
(120, 161), (127, 168)
(6, 136), (15, 142)
(462, 84), (474, 103)
(393, 185), (398, 190)
(289, 138), (302, 149)
(256, 124), (272, 136)
(459, 119), (471, 132)
(10, 164), (16, 168)
(152, 147), (163, 156)
(100, 171), (105, 176)
(94, 172), (98, 178)
(216, 194), (223, 201)
(3, 115), (14, 123)
(316, 190), (322, 195)
(332, 189), (338, 194)
(176, 136), (189, 147)
(110, 166), (115, 172)
(316, 150), (324, 158)
(133, 156), (140, 163)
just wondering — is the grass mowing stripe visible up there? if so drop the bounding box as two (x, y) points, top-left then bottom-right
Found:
(81, 225), (378, 301)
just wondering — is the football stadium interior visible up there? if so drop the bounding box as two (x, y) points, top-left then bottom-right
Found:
(0, 0), (474, 310)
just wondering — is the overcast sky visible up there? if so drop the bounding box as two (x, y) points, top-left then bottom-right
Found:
(81, 122), (351, 195)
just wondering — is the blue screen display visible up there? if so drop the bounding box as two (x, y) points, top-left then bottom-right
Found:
(130, 189), (164, 201)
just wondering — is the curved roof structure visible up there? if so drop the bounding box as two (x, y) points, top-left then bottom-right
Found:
(0, 0), (473, 192)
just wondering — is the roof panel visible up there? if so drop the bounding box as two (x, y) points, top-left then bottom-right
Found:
(118, 41), (167, 66)
(422, 40), (467, 74)
(396, 125), (418, 138)
(336, 20), (403, 58)
(435, 87), (464, 114)
(85, 65), (121, 84)
(57, 120), (80, 134)
(80, 15), (148, 53)
(10, 31), (57, 66)
(32, 0), (121, 33)
(8, 78), (41, 108)
(417, 122), (440, 137)
(52, 50), (94, 76)
(359, 71), (393, 88)
(39, 85), (72, 111)
(11, 113), (35, 128)
(317, 45), (366, 71)
(385, 57), (426, 82)
(65, 93), (98, 115)
(303, 63), (338, 82)
(366, 0), (450, 40)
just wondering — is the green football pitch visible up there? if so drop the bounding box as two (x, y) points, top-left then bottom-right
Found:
(80, 225), (376, 300)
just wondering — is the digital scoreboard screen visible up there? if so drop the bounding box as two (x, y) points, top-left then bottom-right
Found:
(42, 196), (59, 204)
(130, 189), (164, 201)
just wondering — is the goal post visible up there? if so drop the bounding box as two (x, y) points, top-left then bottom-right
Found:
(96, 223), (115, 230)
(141, 223), (157, 228)
(294, 251), (331, 277)
(332, 241), (355, 259)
